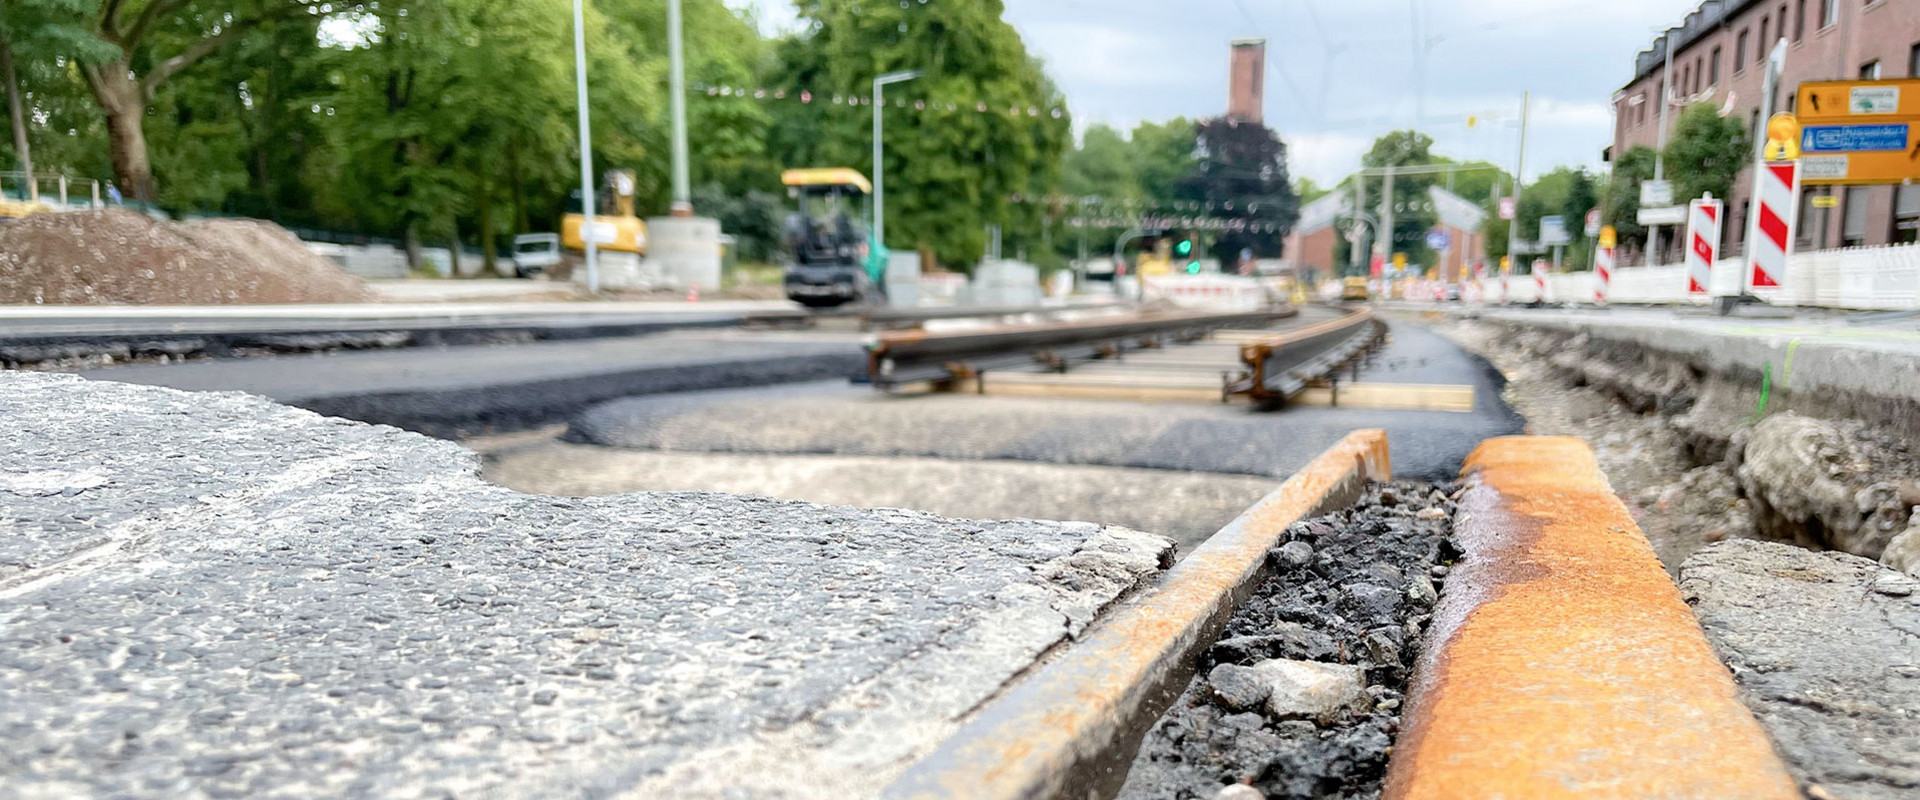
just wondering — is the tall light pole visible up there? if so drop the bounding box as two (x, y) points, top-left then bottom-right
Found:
(872, 70), (921, 252)
(1647, 30), (1674, 265)
(571, 0), (598, 291)
(667, 0), (691, 216)
(1508, 91), (1530, 275)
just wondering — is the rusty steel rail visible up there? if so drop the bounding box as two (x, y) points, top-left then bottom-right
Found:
(1383, 437), (1798, 799)
(1230, 307), (1382, 403)
(862, 309), (1286, 390)
(883, 430), (1392, 800)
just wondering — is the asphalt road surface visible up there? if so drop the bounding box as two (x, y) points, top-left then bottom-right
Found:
(75, 329), (865, 436)
(572, 321), (1523, 482)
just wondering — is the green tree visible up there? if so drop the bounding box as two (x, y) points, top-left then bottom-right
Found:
(1177, 117), (1298, 260)
(765, 0), (1069, 268)
(1665, 102), (1749, 204)
(1602, 145), (1658, 247)
(1130, 117), (1196, 203)
(1361, 130), (1440, 268)
(74, 1), (321, 201)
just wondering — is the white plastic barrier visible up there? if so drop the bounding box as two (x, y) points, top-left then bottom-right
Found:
(1142, 274), (1274, 311)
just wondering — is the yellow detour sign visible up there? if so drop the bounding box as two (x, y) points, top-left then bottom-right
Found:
(1599, 225), (1617, 249)
(1812, 194), (1840, 208)
(1795, 79), (1920, 185)
(1764, 113), (1802, 161)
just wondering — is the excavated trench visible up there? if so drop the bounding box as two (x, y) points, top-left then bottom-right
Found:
(1119, 482), (1456, 799)
(1439, 318), (1920, 575)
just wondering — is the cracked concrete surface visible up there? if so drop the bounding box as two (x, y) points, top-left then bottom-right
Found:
(1682, 539), (1920, 799)
(0, 372), (1172, 798)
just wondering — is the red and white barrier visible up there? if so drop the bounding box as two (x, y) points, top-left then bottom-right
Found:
(1532, 259), (1549, 302)
(1141, 275), (1275, 311)
(1747, 162), (1800, 291)
(1686, 197), (1722, 295)
(1595, 247), (1614, 304)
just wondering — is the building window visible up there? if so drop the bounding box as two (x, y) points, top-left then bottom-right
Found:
(1736, 30), (1750, 71)
(1863, 60), (1882, 79)
(1682, 65), (1692, 96)
(1752, 109), (1763, 144)
(1710, 46), (1722, 84)
(1695, 56), (1705, 91)
(1844, 187), (1870, 247)
(1821, 0), (1838, 28)
(1909, 42), (1920, 77)
(1778, 5), (1788, 42)
(1795, 0), (1806, 40)
(1760, 17), (1770, 51)
(1894, 186), (1920, 244)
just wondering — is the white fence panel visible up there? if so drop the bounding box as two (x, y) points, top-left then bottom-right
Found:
(1143, 274), (1272, 311)
(1836, 246), (1920, 310)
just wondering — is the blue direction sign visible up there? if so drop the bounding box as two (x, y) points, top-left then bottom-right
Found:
(1425, 230), (1450, 250)
(1801, 123), (1910, 153)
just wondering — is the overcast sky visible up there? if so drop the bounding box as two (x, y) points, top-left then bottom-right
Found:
(730, 0), (1700, 185)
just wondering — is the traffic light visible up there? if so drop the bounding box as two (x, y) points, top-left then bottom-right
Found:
(1186, 260), (1201, 274)
(1173, 237), (1193, 258)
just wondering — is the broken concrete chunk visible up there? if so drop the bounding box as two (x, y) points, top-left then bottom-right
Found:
(1209, 658), (1368, 723)
(1207, 663), (1272, 712)
(1253, 659), (1368, 723)
(1882, 518), (1920, 576)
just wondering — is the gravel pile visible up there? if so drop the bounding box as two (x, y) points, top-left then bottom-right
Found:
(0, 209), (371, 304)
(1120, 482), (1457, 800)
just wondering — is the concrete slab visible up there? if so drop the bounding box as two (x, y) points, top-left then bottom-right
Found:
(0, 373), (1173, 798)
(1468, 307), (1920, 418)
(1681, 540), (1920, 800)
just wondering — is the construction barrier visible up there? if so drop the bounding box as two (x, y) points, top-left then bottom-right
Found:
(1392, 239), (1920, 310)
(1141, 274), (1280, 311)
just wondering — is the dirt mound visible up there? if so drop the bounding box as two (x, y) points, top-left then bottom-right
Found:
(0, 209), (372, 305)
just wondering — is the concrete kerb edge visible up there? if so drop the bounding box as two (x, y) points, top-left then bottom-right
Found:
(881, 429), (1391, 800)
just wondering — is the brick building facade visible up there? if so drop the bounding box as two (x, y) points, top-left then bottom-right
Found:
(1615, 0), (1920, 264)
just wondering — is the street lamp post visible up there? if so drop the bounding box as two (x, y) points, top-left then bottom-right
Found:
(570, 0), (598, 292)
(872, 70), (922, 252)
(1647, 31), (1674, 265)
(667, 0), (692, 216)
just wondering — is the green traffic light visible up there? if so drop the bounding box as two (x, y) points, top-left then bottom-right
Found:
(1186, 261), (1201, 274)
(1174, 239), (1193, 257)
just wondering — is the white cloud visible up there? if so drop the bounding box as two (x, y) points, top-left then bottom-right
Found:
(1285, 132), (1375, 185)
(731, 0), (1672, 182)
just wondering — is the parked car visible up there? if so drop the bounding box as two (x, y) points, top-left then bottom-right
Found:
(511, 233), (563, 278)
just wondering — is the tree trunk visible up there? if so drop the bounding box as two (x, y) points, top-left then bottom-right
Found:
(0, 33), (33, 194)
(508, 142), (528, 234)
(83, 63), (156, 202)
(478, 167), (497, 275)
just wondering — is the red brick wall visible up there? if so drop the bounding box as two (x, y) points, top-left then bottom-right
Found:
(1229, 41), (1265, 123)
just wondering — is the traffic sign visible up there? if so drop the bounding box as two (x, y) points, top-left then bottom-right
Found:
(1812, 194), (1840, 208)
(1540, 215), (1570, 246)
(1425, 230), (1450, 250)
(1686, 197), (1723, 295)
(1640, 180), (1674, 206)
(1499, 197), (1516, 220)
(1392, 252), (1407, 271)
(1598, 225), (1617, 249)
(1584, 209), (1601, 237)
(1748, 162), (1800, 290)
(1795, 79), (1920, 185)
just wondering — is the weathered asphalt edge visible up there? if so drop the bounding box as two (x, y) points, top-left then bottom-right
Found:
(0, 312), (782, 365)
(881, 429), (1391, 800)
